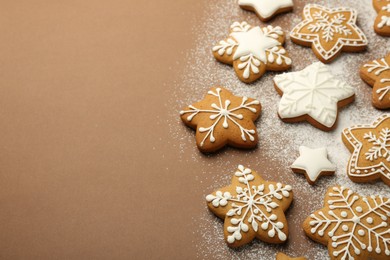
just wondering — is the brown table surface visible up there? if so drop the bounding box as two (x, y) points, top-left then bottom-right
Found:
(0, 0), (389, 259)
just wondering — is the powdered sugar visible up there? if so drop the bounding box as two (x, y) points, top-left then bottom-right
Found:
(168, 0), (390, 259)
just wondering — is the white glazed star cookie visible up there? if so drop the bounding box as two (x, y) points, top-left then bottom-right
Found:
(291, 146), (336, 185)
(238, 0), (294, 22)
(213, 21), (292, 83)
(274, 62), (355, 131)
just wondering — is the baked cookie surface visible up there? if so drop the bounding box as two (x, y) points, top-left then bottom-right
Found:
(238, 0), (294, 22)
(290, 4), (368, 63)
(373, 0), (390, 36)
(206, 165), (293, 247)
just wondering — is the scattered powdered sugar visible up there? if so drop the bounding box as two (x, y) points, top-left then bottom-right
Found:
(167, 0), (390, 259)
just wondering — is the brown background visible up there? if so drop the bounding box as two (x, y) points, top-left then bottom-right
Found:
(0, 0), (388, 260)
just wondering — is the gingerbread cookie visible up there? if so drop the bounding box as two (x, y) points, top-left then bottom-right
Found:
(213, 22), (292, 83)
(238, 0), (294, 22)
(274, 62), (355, 131)
(291, 146), (336, 185)
(290, 4), (368, 63)
(276, 253), (307, 260)
(373, 0), (390, 36)
(206, 165), (293, 247)
(180, 87), (261, 153)
(360, 54), (390, 109)
(342, 114), (390, 186)
(303, 186), (390, 260)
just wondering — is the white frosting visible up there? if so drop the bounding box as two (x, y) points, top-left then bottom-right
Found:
(379, 3), (390, 28)
(206, 165), (292, 244)
(291, 146), (336, 183)
(343, 115), (390, 183)
(364, 58), (390, 76)
(238, 0), (294, 19)
(309, 186), (390, 259)
(180, 88), (260, 147)
(274, 62), (355, 128)
(290, 4), (368, 61)
(231, 26), (280, 63)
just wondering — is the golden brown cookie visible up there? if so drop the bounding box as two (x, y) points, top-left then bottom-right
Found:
(274, 62), (355, 131)
(360, 54), (390, 109)
(180, 87), (261, 153)
(206, 165), (293, 247)
(342, 115), (390, 186)
(303, 186), (390, 260)
(238, 0), (294, 22)
(373, 0), (390, 36)
(276, 252), (307, 260)
(213, 21), (292, 84)
(290, 4), (368, 63)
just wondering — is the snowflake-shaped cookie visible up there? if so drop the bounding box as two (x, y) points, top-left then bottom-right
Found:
(206, 165), (293, 247)
(360, 54), (390, 109)
(274, 62), (355, 131)
(373, 0), (390, 36)
(238, 0), (294, 22)
(213, 21), (292, 83)
(180, 87), (261, 153)
(342, 115), (390, 186)
(290, 4), (368, 63)
(303, 186), (390, 260)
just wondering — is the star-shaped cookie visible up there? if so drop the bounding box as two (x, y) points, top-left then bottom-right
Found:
(290, 4), (368, 63)
(303, 186), (390, 260)
(180, 87), (261, 153)
(206, 165), (293, 247)
(274, 62), (355, 131)
(213, 21), (292, 83)
(291, 146), (336, 185)
(360, 54), (390, 109)
(373, 0), (390, 36)
(238, 0), (294, 22)
(276, 253), (307, 260)
(342, 114), (390, 186)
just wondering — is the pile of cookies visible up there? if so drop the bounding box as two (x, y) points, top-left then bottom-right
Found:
(179, 1), (390, 259)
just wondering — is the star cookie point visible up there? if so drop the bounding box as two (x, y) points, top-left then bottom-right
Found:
(290, 4), (368, 63)
(238, 0), (294, 22)
(342, 114), (390, 186)
(180, 87), (261, 153)
(373, 0), (390, 36)
(206, 165), (293, 247)
(276, 252), (307, 260)
(213, 22), (292, 83)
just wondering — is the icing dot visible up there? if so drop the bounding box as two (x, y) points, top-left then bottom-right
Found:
(367, 217), (373, 224)
(341, 211), (348, 218)
(358, 229), (365, 236)
(342, 225), (349, 231)
(355, 206), (362, 213)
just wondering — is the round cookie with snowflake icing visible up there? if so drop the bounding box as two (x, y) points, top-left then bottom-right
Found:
(373, 0), (390, 36)
(303, 186), (390, 260)
(212, 21), (292, 83)
(342, 114), (390, 186)
(206, 165), (293, 247)
(180, 87), (261, 153)
(290, 4), (368, 63)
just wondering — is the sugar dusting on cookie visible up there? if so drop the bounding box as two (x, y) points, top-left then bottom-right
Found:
(167, 0), (390, 258)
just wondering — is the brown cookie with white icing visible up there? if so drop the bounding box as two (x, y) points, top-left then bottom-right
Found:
(373, 0), (390, 36)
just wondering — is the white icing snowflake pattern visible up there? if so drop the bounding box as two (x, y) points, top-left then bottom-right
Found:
(364, 58), (390, 76)
(307, 11), (352, 42)
(362, 56), (390, 105)
(364, 128), (390, 162)
(274, 62), (355, 129)
(206, 165), (292, 246)
(213, 22), (291, 81)
(180, 88), (260, 147)
(307, 186), (390, 259)
(379, 3), (390, 28)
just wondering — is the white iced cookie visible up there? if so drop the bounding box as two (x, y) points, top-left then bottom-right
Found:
(238, 0), (294, 22)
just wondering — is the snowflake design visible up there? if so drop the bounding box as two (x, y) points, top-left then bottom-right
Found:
(343, 115), (390, 186)
(305, 186), (390, 260)
(364, 128), (390, 162)
(213, 22), (291, 83)
(274, 62), (355, 130)
(290, 4), (367, 62)
(206, 165), (292, 247)
(180, 87), (261, 152)
(374, 0), (390, 34)
(361, 55), (390, 108)
(308, 11), (352, 42)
